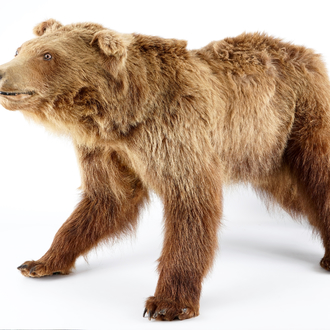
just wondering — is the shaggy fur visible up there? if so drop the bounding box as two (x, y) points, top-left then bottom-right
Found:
(1, 19), (330, 321)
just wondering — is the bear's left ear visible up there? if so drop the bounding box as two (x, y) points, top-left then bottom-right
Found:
(91, 29), (131, 77)
(33, 19), (63, 36)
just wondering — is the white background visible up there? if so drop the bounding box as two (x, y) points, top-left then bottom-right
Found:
(0, 0), (330, 329)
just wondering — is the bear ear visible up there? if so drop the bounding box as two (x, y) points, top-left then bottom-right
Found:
(33, 19), (63, 36)
(91, 29), (131, 77)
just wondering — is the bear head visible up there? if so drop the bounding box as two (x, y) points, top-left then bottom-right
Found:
(0, 19), (136, 139)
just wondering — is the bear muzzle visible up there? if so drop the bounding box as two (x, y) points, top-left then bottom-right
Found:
(0, 69), (34, 103)
(0, 61), (36, 105)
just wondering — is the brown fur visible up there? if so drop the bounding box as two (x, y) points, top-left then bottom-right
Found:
(1, 19), (330, 321)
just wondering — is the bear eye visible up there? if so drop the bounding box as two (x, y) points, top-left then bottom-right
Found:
(44, 53), (52, 61)
(15, 50), (18, 57)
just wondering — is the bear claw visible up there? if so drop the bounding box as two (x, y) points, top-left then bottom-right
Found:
(159, 308), (167, 315)
(17, 264), (28, 270)
(29, 266), (37, 275)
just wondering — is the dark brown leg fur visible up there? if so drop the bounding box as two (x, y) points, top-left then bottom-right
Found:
(286, 122), (330, 270)
(144, 164), (222, 320)
(18, 147), (149, 277)
(254, 163), (306, 221)
(256, 90), (330, 271)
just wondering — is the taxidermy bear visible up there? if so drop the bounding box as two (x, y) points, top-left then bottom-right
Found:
(0, 19), (330, 321)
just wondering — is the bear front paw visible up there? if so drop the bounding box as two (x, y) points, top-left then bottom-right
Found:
(17, 260), (70, 278)
(143, 296), (199, 321)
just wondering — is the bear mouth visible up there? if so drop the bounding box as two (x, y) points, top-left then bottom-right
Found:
(0, 91), (34, 101)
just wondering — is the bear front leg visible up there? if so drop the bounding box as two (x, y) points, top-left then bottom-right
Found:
(17, 195), (121, 277)
(18, 147), (148, 277)
(18, 186), (147, 277)
(144, 170), (222, 320)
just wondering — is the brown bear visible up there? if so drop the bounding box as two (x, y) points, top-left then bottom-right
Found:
(0, 19), (330, 321)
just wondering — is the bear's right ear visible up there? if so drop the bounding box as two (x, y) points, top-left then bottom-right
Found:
(33, 19), (63, 36)
(91, 29), (132, 78)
